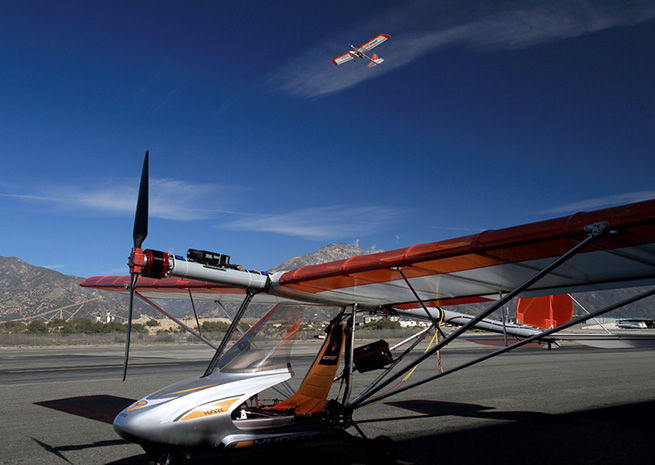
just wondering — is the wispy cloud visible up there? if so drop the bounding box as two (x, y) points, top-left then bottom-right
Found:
(2, 180), (404, 240)
(269, 0), (655, 98)
(41, 264), (66, 271)
(218, 205), (404, 241)
(543, 191), (655, 214)
(0, 178), (234, 221)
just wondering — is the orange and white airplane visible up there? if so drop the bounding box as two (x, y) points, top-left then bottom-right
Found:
(81, 152), (655, 464)
(332, 33), (390, 67)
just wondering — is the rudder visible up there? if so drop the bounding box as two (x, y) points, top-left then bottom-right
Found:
(517, 294), (573, 329)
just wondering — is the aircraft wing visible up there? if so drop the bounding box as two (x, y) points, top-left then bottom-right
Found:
(269, 200), (655, 308)
(332, 53), (356, 66)
(357, 33), (391, 52)
(332, 33), (390, 65)
(82, 200), (655, 312)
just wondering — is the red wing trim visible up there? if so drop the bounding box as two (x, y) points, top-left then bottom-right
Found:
(80, 275), (247, 296)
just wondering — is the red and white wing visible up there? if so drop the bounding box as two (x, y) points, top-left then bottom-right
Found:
(332, 52), (355, 66)
(332, 34), (390, 66)
(357, 33), (390, 52)
(270, 200), (655, 308)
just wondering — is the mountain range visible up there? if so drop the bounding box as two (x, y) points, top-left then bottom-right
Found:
(0, 244), (377, 322)
(1, 244), (653, 323)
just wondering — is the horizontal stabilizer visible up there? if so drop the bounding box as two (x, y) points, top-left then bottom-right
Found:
(517, 295), (573, 329)
(367, 54), (383, 67)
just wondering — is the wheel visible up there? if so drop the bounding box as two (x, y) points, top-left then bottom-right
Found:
(145, 451), (183, 465)
(368, 435), (396, 465)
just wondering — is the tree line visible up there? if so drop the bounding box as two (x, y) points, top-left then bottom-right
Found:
(1, 316), (399, 335)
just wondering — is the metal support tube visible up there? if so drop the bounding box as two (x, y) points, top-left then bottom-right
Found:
(357, 322), (436, 401)
(389, 325), (434, 352)
(134, 291), (217, 350)
(398, 268), (441, 328)
(215, 300), (247, 336)
(203, 290), (256, 377)
(502, 305), (508, 347)
(342, 305), (357, 405)
(188, 289), (202, 336)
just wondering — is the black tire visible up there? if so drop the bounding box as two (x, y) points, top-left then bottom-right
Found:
(368, 435), (396, 465)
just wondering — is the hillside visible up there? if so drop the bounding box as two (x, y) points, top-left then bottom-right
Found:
(0, 244), (376, 323)
(0, 256), (154, 322)
(268, 243), (380, 272)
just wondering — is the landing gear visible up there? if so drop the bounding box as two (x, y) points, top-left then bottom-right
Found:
(341, 409), (397, 464)
(145, 450), (186, 465)
(367, 435), (397, 465)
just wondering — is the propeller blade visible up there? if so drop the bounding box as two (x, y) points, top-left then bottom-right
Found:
(123, 272), (138, 381)
(124, 151), (149, 380)
(133, 151), (149, 249)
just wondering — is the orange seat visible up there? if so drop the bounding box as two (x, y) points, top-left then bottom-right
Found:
(270, 324), (346, 414)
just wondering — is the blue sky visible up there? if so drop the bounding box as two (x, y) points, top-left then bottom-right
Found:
(1, 0), (654, 278)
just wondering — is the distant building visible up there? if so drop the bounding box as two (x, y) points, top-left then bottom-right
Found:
(398, 319), (429, 328)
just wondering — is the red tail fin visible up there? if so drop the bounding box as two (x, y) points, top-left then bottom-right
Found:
(517, 295), (573, 329)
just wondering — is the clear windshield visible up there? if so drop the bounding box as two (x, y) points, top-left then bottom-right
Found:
(210, 303), (304, 375)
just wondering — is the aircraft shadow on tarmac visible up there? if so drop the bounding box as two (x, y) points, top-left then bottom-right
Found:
(378, 399), (554, 422)
(389, 400), (655, 464)
(35, 394), (135, 424)
(33, 396), (655, 464)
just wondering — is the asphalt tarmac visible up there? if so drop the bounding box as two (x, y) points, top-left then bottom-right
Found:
(2, 340), (654, 465)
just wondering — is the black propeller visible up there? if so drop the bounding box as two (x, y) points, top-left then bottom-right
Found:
(124, 151), (149, 381)
(133, 151), (149, 250)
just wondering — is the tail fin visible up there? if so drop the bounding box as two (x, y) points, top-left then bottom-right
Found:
(517, 295), (573, 329)
(367, 54), (384, 67)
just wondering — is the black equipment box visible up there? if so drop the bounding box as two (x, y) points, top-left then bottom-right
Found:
(353, 340), (393, 373)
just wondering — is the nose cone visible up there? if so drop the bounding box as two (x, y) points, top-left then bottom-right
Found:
(113, 403), (153, 444)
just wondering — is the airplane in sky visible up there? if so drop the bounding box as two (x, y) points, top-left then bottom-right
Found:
(332, 34), (390, 67)
(81, 152), (655, 464)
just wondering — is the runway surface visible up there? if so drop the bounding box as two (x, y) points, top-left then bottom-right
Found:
(2, 340), (654, 464)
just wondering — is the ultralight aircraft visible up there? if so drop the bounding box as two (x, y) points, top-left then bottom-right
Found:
(81, 152), (655, 464)
(332, 34), (391, 67)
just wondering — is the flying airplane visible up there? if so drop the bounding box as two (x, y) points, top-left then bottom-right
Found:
(332, 34), (390, 67)
(81, 152), (655, 464)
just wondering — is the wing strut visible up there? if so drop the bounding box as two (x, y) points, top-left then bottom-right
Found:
(342, 305), (357, 405)
(203, 290), (256, 378)
(132, 290), (217, 349)
(356, 322), (437, 403)
(568, 293), (613, 335)
(188, 289), (202, 336)
(397, 268), (447, 339)
(356, 285), (655, 408)
(348, 221), (612, 410)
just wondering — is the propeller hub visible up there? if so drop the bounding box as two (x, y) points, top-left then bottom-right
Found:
(128, 247), (146, 275)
